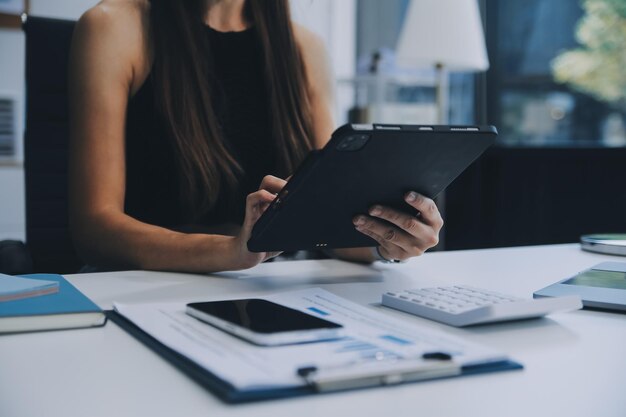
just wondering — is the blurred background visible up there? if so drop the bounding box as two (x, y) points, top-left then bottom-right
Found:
(1, 0), (626, 255)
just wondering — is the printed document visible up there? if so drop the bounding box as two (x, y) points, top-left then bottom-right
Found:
(114, 288), (507, 391)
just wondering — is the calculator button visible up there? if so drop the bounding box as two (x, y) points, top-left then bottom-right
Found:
(384, 284), (583, 326)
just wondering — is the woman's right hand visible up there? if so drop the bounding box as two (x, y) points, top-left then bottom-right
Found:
(230, 175), (287, 269)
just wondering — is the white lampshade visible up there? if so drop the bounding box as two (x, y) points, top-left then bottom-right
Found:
(396, 0), (489, 72)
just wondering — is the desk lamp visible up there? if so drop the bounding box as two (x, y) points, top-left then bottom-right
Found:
(396, 0), (489, 124)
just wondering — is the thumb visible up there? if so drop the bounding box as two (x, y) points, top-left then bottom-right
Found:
(243, 189), (276, 232)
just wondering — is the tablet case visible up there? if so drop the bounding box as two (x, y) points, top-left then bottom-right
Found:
(107, 310), (522, 404)
(248, 124), (497, 253)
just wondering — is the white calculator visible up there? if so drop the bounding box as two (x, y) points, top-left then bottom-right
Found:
(382, 285), (582, 327)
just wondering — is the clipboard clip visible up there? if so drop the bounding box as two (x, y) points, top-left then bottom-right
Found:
(297, 352), (461, 393)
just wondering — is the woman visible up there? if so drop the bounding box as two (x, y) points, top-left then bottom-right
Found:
(68, 0), (443, 272)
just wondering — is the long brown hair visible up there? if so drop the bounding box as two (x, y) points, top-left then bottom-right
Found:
(149, 0), (315, 219)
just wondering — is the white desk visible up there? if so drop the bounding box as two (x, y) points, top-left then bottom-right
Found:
(1, 244), (625, 417)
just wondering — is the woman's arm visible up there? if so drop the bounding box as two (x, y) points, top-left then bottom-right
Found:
(68, 3), (276, 272)
(294, 25), (443, 263)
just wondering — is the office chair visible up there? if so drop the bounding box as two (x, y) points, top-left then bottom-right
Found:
(21, 16), (81, 274)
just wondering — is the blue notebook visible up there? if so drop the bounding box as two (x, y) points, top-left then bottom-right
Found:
(0, 274), (106, 334)
(0, 274), (59, 301)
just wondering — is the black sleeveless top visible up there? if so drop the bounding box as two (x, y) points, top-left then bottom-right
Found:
(124, 26), (276, 230)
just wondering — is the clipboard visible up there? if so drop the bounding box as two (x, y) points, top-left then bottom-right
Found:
(107, 310), (522, 404)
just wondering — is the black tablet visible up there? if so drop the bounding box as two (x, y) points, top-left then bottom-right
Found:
(247, 124), (497, 253)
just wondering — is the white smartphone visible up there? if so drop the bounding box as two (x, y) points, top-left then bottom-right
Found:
(186, 298), (345, 346)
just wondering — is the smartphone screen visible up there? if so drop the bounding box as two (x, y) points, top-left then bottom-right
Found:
(186, 299), (342, 334)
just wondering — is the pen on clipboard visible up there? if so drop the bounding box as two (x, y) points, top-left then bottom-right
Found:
(296, 352), (460, 392)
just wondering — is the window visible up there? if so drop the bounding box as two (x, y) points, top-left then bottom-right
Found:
(486, 0), (626, 145)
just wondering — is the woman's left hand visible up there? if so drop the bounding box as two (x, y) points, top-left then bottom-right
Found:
(353, 191), (443, 262)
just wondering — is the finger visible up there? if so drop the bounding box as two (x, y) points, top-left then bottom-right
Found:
(354, 215), (421, 255)
(354, 215), (435, 255)
(354, 224), (409, 260)
(368, 204), (436, 240)
(259, 175), (287, 194)
(377, 245), (402, 263)
(354, 215), (414, 247)
(244, 189), (276, 229)
(263, 251), (283, 262)
(404, 192), (444, 230)
(248, 189), (276, 212)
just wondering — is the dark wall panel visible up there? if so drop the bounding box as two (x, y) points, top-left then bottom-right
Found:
(445, 147), (626, 250)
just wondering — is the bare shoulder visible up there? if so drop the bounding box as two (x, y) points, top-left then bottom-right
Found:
(291, 23), (332, 98)
(78, 0), (147, 36)
(73, 0), (150, 91)
(292, 23), (335, 147)
(292, 23), (327, 66)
